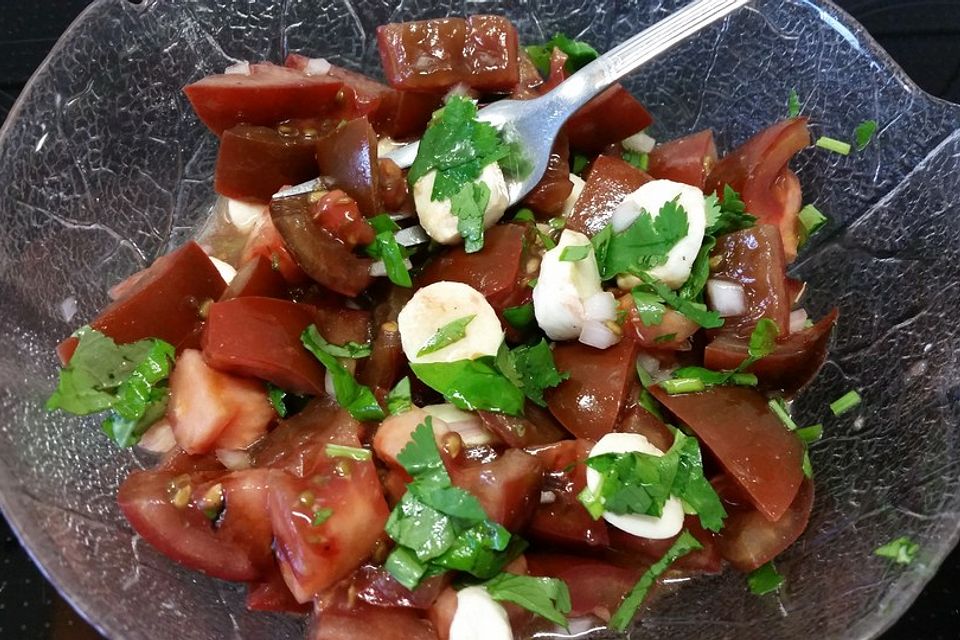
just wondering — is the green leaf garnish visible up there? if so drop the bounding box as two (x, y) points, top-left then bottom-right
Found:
(830, 390), (861, 416)
(630, 289), (666, 326)
(874, 536), (919, 565)
(633, 272), (723, 329)
(854, 119), (878, 150)
(325, 443), (372, 461)
(815, 136), (851, 156)
(704, 186), (757, 236)
(410, 358), (525, 416)
(386, 376), (413, 415)
(482, 573), (572, 627)
(622, 149), (649, 171)
(787, 89), (801, 118)
(450, 181), (491, 254)
(572, 153), (589, 175)
(417, 315), (477, 357)
(526, 33), (599, 76)
(503, 302), (536, 331)
(267, 384), (288, 417)
(301, 325), (384, 421)
(591, 199), (689, 280)
(747, 561), (784, 595)
(504, 339), (569, 406)
(311, 507), (334, 527)
(558, 244), (591, 262)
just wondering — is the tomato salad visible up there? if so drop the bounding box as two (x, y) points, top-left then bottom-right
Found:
(47, 15), (838, 640)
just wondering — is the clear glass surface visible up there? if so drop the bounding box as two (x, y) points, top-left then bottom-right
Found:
(0, 0), (958, 638)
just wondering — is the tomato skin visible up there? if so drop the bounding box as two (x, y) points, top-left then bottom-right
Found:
(546, 339), (639, 440)
(566, 85), (654, 154)
(184, 63), (343, 135)
(462, 15), (520, 92)
(476, 405), (568, 448)
(308, 599), (439, 640)
(60, 242), (225, 359)
(202, 297), (327, 395)
(270, 191), (374, 296)
(606, 515), (723, 574)
(511, 51), (544, 100)
(378, 18), (467, 92)
(526, 553), (640, 620)
(310, 190), (376, 249)
(711, 224), (790, 337)
(567, 155), (652, 236)
(522, 134), (574, 217)
(214, 124), (319, 203)
(316, 118), (381, 218)
(705, 308), (838, 395)
(706, 118), (810, 262)
(351, 564), (449, 610)
(379, 158), (413, 212)
(220, 255), (288, 301)
(450, 449), (543, 532)
(715, 477), (814, 572)
(618, 293), (700, 351)
(358, 319), (405, 399)
(647, 129), (718, 190)
(240, 211), (308, 285)
(651, 385), (804, 522)
(246, 563), (312, 614)
(617, 402), (675, 453)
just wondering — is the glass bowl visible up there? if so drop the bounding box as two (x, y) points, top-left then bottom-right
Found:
(0, 0), (958, 638)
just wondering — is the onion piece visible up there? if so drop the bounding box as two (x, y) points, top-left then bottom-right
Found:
(303, 57), (331, 76)
(706, 278), (746, 317)
(216, 449), (252, 471)
(621, 130), (656, 153)
(208, 256), (237, 285)
(583, 291), (618, 323)
(789, 308), (809, 333)
(138, 419), (176, 454)
(579, 319), (621, 349)
(224, 61), (251, 75)
(370, 258), (413, 278)
(423, 404), (495, 446)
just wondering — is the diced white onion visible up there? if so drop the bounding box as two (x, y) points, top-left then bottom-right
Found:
(216, 449), (252, 471)
(225, 198), (267, 232)
(790, 308), (809, 333)
(423, 404), (494, 446)
(376, 136), (405, 157)
(59, 296), (78, 323)
(540, 491), (557, 504)
(706, 278), (746, 317)
(208, 256), (237, 285)
(224, 61), (251, 75)
(303, 57), (331, 76)
(578, 319), (621, 349)
(324, 370), (336, 397)
(370, 258), (413, 277)
(138, 420), (176, 454)
(583, 291), (618, 323)
(621, 130), (656, 153)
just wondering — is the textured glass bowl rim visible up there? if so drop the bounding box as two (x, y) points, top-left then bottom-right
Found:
(0, 0), (957, 639)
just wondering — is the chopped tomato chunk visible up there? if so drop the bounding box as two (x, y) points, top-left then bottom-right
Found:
(566, 85), (653, 154)
(647, 129), (718, 189)
(567, 155), (652, 236)
(316, 118), (381, 218)
(214, 124), (319, 203)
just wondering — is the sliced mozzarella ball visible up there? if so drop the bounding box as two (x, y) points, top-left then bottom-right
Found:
(561, 173), (586, 218)
(585, 433), (685, 540)
(449, 586), (513, 640)
(225, 197), (267, 233)
(533, 229), (603, 341)
(621, 130), (656, 153)
(423, 404), (494, 446)
(611, 179), (707, 290)
(397, 281), (504, 364)
(413, 164), (509, 245)
(209, 256), (237, 284)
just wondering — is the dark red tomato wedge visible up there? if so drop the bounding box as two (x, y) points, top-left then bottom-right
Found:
(269, 453), (390, 602)
(202, 297), (326, 395)
(285, 54), (388, 119)
(450, 449), (543, 532)
(314, 304), (371, 347)
(522, 133), (573, 217)
(618, 292), (700, 350)
(511, 51), (544, 100)
(566, 85), (654, 154)
(310, 190), (376, 250)
(647, 129), (718, 190)
(309, 599), (439, 640)
(246, 562), (312, 614)
(117, 467), (269, 582)
(240, 211), (308, 285)
(61, 242), (225, 360)
(705, 308), (839, 395)
(376, 90), (444, 140)
(316, 118), (381, 218)
(184, 63), (343, 135)
(220, 255), (288, 301)
(617, 402), (675, 453)
(526, 554), (640, 620)
(567, 155), (653, 236)
(711, 224), (790, 337)
(715, 476), (814, 572)
(419, 223), (526, 307)
(706, 117), (810, 262)
(377, 18), (468, 92)
(526, 440), (610, 549)
(546, 339), (639, 440)
(476, 405), (568, 448)
(169, 349), (273, 454)
(214, 124), (319, 203)
(358, 320), (404, 399)
(462, 15), (520, 91)
(352, 564), (449, 610)
(537, 48), (569, 94)
(270, 190), (374, 296)
(650, 386), (804, 522)
(607, 516), (723, 574)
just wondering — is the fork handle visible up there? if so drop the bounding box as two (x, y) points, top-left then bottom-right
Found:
(546, 0), (751, 116)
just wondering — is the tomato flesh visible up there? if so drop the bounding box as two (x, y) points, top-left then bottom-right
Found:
(567, 155), (652, 236)
(214, 124), (319, 203)
(566, 85), (654, 154)
(462, 15), (520, 92)
(450, 449), (543, 532)
(220, 255), (288, 301)
(522, 134), (573, 217)
(526, 553), (640, 620)
(647, 129), (718, 190)
(316, 118), (381, 218)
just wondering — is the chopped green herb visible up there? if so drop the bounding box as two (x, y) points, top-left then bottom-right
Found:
(504, 339), (569, 407)
(503, 302), (536, 331)
(311, 507), (333, 527)
(854, 119), (878, 150)
(797, 204), (828, 246)
(660, 377), (706, 395)
(676, 236), (716, 301)
(513, 207), (536, 222)
(368, 230), (413, 287)
(483, 573), (572, 627)
(267, 384), (288, 417)
(874, 536), (919, 565)
(630, 289), (666, 326)
(46, 326), (174, 447)
(802, 450), (813, 479)
(592, 200), (689, 280)
(302, 331), (372, 359)
(622, 149), (649, 172)
(654, 332), (678, 345)
(535, 225), (557, 250)
(787, 89), (801, 118)
(796, 423), (823, 444)
(747, 561), (784, 595)
(526, 33), (599, 76)
(386, 377), (413, 415)
(634, 273), (724, 329)
(704, 186), (757, 236)
(301, 325), (384, 421)
(768, 398), (798, 431)
(325, 443), (372, 461)
(559, 244), (591, 262)
(527, 278), (539, 288)
(450, 181), (491, 254)
(830, 390), (861, 416)
(609, 530), (703, 631)
(417, 315), (476, 357)
(410, 359), (525, 416)
(572, 153), (589, 175)
(815, 136), (851, 156)
(669, 366), (757, 390)
(547, 217), (566, 230)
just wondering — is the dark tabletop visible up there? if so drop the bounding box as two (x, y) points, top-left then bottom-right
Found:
(1, 1), (959, 638)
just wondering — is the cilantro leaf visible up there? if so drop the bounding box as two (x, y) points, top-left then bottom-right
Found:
(395, 417), (449, 485)
(622, 149), (649, 171)
(410, 358), (525, 416)
(747, 561), (784, 595)
(368, 230), (413, 287)
(854, 119), (878, 150)
(609, 530), (703, 631)
(450, 181), (490, 253)
(676, 235), (716, 301)
(630, 289), (666, 326)
(592, 200), (689, 280)
(301, 325), (384, 421)
(386, 377), (412, 415)
(634, 273), (723, 329)
(417, 315), (476, 357)
(503, 302), (536, 331)
(787, 89), (801, 118)
(512, 208), (536, 222)
(559, 244), (591, 262)
(746, 317), (779, 362)
(299, 329), (372, 359)
(267, 384), (288, 417)
(507, 339), (569, 406)
(704, 186), (757, 236)
(571, 153), (589, 175)
(874, 536), (919, 565)
(483, 573), (572, 627)
(526, 33), (599, 76)
(662, 319), (777, 392)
